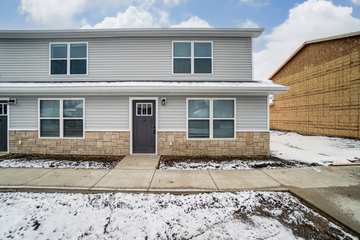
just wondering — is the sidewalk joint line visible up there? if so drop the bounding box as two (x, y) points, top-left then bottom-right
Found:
(260, 169), (284, 187)
(24, 169), (54, 185)
(147, 169), (157, 191)
(207, 170), (219, 191)
(89, 169), (112, 190)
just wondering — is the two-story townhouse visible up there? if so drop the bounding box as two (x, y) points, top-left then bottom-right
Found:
(0, 28), (286, 157)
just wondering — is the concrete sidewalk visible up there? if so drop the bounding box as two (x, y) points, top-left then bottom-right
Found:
(0, 165), (359, 233)
(0, 165), (358, 192)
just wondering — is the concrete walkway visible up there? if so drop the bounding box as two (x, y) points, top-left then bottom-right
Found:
(115, 155), (160, 169)
(0, 165), (359, 233)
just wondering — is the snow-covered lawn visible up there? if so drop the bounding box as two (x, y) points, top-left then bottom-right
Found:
(0, 191), (355, 239)
(271, 131), (360, 165)
(0, 159), (114, 169)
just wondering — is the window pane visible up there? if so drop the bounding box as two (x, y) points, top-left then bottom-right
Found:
(213, 120), (234, 138)
(70, 44), (87, 58)
(173, 42), (191, 57)
(142, 104), (147, 115)
(147, 103), (152, 115)
(64, 119), (83, 137)
(70, 59), (87, 74)
(0, 105), (2, 115)
(188, 120), (209, 138)
(40, 100), (59, 118)
(3, 104), (7, 115)
(194, 42), (211, 57)
(194, 58), (212, 73)
(40, 119), (60, 137)
(213, 100), (234, 118)
(137, 104), (142, 115)
(188, 100), (209, 118)
(51, 44), (67, 58)
(51, 60), (67, 74)
(173, 58), (191, 73)
(63, 100), (83, 118)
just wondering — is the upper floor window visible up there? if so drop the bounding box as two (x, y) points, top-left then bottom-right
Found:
(50, 43), (87, 75)
(173, 41), (212, 74)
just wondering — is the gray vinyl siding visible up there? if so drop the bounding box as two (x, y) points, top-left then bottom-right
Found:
(158, 95), (268, 131)
(158, 96), (186, 130)
(8, 95), (267, 132)
(86, 96), (128, 131)
(9, 97), (37, 130)
(237, 96), (268, 131)
(8, 96), (129, 131)
(0, 37), (252, 82)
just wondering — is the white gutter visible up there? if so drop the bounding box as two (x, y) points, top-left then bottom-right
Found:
(0, 28), (264, 39)
(0, 82), (287, 96)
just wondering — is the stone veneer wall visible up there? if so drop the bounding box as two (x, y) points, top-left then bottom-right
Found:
(10, 130), (269, 157)
(158, 131), (270, 157)
(9, 131), (129, 155)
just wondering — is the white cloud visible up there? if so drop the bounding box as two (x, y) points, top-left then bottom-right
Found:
(254, 0), (360, 80)
(162, 0), (187, 6)
(20, 0), (88, 27)
(19, 0), (187, 27)
(352, 0), (360, 6)
(171, 16), (211, 28)
(84, 6), (166, 28)
(83, 6), (210, 29)
(239, 19), (259, 28)
(239, 0), (269, 7)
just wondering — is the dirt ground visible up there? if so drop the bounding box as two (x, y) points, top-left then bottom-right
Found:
(0, 154), (124, 168)
(160, 155), (319, 169)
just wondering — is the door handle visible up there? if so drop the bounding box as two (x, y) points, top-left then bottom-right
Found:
(153, 127), (156, 134)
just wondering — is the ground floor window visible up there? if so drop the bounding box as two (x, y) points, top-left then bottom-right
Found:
(187, 98), (235, 139)
(39, 98), (84, 138)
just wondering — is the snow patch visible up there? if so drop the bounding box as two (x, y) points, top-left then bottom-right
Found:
(0, 191), (355, 239)
(271, 131), (360, 165)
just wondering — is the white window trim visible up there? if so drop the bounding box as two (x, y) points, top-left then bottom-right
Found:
(0, 103), (7, 116)
(136, 102), (153, 117)
(186, 97), (236, 140)
(38, 98), (85, 139)
(49, 42), (88, 76)
(172, 40), (213, 75)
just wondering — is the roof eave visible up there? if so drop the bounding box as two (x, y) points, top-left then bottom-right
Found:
(0, 85), (287, 96)
(0, 28), (264, 39)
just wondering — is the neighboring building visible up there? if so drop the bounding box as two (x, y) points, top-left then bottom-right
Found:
(270, 31), (360, 139)
(0, 28), (286, 156)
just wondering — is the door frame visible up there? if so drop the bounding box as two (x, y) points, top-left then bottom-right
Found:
(129, 97), (158, 155)
(0, 103), (9, 153)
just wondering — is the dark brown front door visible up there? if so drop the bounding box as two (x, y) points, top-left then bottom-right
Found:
(0, 104), (8, 152)
(132, 100), (156, 154)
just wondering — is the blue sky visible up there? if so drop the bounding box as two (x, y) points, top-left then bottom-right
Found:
(1, 0), (359, 30)
(0, 0), (359, 78)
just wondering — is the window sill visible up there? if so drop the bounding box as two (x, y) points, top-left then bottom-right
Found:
(172, 73), (213, 75)
(38, 137), (85, 140)
(186, 137), (236, 141)
(50, 74), (88, 76)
